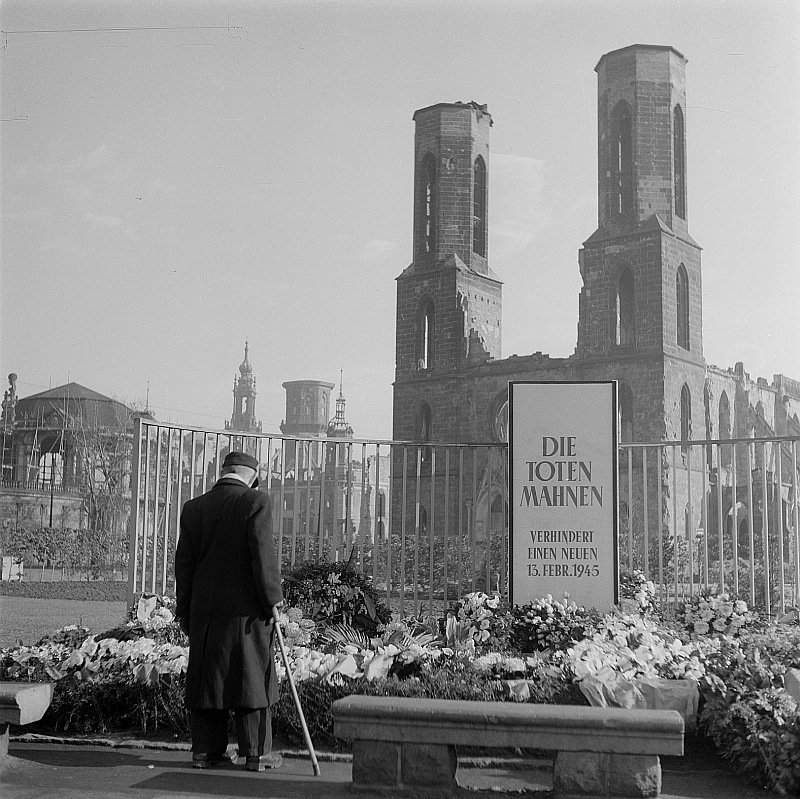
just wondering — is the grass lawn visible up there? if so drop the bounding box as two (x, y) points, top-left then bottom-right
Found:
(0, 596), (128, 647)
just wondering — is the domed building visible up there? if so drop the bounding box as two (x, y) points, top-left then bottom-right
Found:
(0, 374), (148, 575)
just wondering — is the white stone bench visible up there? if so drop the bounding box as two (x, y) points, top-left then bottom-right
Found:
(333, 695), (684, 797)
(0, 682), (53, 756)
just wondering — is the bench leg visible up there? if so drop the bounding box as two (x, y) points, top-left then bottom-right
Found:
(351, 740), (457, 789)
(0, 722), (10, 756)
(553, 751), (662, 798)
(352, 740), (401, 786)
(401, 742), (457, 787)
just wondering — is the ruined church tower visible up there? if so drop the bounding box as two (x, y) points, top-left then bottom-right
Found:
(576, 45), (705, 444)
(393, 102), (502, 442)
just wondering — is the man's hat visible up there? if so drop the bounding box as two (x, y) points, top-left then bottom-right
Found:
(222, 451), (259, 471)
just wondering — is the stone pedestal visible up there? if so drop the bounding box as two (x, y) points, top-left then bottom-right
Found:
(554, 751), (661, 798)
(0, 682), (54, 756)
(351, 740), (457, 789)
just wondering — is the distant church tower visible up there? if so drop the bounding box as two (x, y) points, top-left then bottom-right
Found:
(393, 101), (502, 442)
(226, 341), (262, 433)
(576, 45), (705, 443)
(280, 380), (334, 438)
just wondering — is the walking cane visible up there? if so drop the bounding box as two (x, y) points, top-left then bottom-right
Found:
(272, 606), (321, 777)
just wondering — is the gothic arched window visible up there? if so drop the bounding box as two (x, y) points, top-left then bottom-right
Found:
(614, 267), (635, 346)
(473, 156), (487, 256)
(673, 105), (686, 220)
(676, 264), (690, 350)
(719, 391), (732, 468)
(680, 384), (692, 448)
(416, 299), (435, 370)
(610, 101), (633, 217)
(421, 155), (436, 254)
(416, 402), (432, 464)
(618, 382), (635, 443)
(719, 392), (731, 439)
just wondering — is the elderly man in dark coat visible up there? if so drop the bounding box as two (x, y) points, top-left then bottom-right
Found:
(175, 451), (284, 772)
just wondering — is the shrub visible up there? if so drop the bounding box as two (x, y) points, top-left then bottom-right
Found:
(46, 674), (189, 737)
(698, 625), (800, 794)
(0, 580), (127, 601)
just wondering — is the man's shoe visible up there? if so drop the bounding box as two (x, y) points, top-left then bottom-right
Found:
(245, 753), (283, 771)
(192, 752), (236, 769)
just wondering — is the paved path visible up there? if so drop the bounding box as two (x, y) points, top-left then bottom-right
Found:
(0, 738), (783, 799)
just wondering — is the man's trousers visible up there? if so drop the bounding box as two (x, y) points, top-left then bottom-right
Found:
(190, 707), (272, 758)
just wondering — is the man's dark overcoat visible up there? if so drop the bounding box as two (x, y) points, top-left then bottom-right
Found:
(175, 476), (284, 710)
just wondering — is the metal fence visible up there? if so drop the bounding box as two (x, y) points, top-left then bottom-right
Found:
(127, 417), (800, 618)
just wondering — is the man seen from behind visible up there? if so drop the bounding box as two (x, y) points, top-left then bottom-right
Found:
(175, 451), (284, 772)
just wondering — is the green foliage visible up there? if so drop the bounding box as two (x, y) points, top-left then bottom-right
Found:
(47, 675), (189, 737)
(702, 687), (800, 795)
(699, 625), (800, 794)
(2, 526), (127, 580)
(281, 557), (392, 635)
(36, 625), (93, 648)
(273, 656), (579, 749)
(0, 580), (127, 601)
(4, 574), (799, 793)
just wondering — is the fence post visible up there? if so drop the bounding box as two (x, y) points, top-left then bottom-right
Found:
(126, 416), (143, 609)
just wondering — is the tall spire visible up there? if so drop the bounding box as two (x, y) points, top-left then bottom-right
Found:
(327, 370), (353, 439)
(226, 341), (261, 433)
(239, 340), (253, 376)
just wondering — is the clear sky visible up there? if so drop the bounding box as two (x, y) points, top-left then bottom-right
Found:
(2, 0), (799, 439)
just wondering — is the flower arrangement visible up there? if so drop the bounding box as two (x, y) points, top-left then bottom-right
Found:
(567, 613), (705, 683)
(276, 606), (317, 649)
(130, 594), (177, 632)
(619, 569), (658, 617)
(471, 652), (536, 678)
(444, 591), (510, 654)
(34, 624), (92, 649)
(2, 564), (797, 794)
(510, 594), (597, 653)
(680, 589), (757, 638)
(281, 559), (392, 634)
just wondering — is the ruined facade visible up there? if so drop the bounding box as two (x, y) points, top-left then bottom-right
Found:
(391, 46), (800, 592)
(0, 375), (141, 562)
(393, 44), (800, 454)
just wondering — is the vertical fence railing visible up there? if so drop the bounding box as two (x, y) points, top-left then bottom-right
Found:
(617, 435), (800, 615)
(128, 419), (800, 618)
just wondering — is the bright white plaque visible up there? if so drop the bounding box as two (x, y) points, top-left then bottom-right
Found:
(509, 381), (618, 610)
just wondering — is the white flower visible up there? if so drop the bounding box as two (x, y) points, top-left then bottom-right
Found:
(693, 621), (709, 635)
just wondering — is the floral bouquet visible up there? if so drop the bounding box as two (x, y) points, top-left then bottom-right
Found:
(444, 591), (510, 655)
(565, 613), (704, 724)
(281, 560), (391, 633)
(276, 606), (317, 648)
(567, 613), (705, 683)
(619, 569), (658, 617)
(680, 589), (757, 638)
(510, 594), (597, 653)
